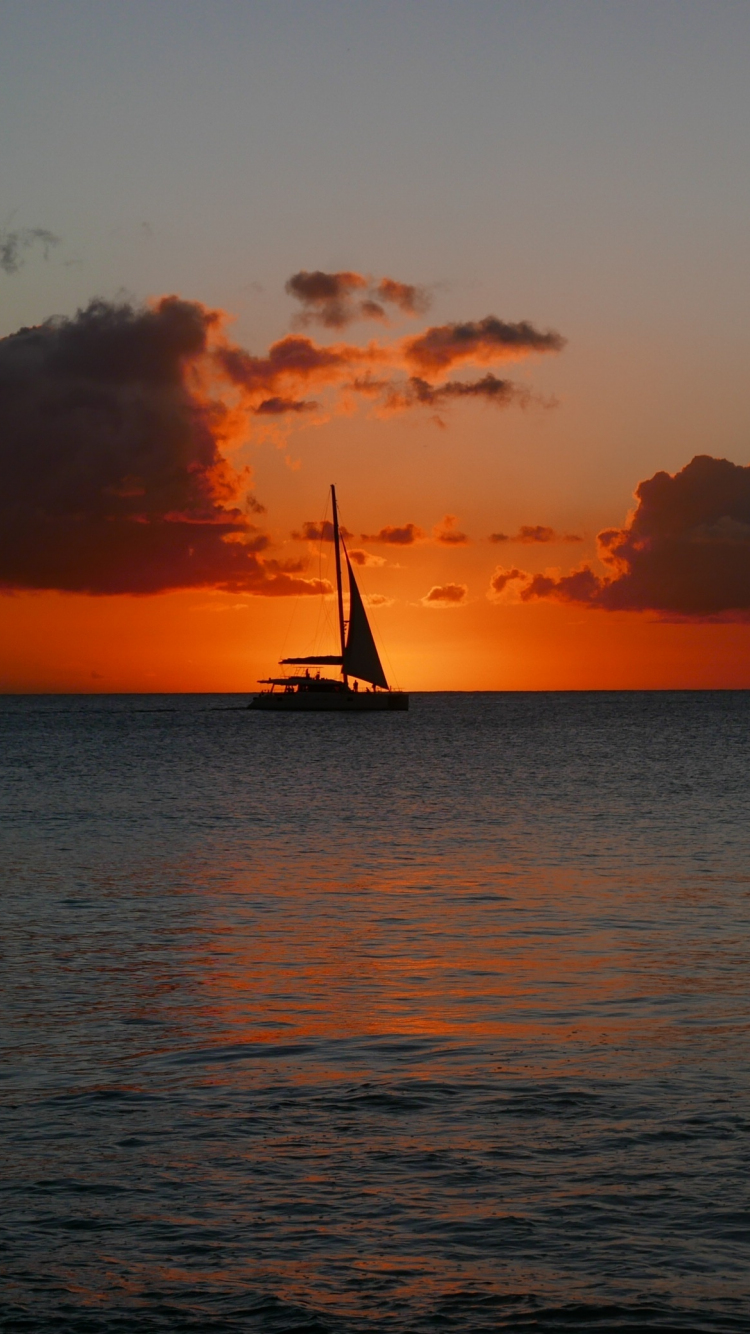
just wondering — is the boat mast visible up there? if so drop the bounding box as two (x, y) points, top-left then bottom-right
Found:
(331, 484), (348, 686)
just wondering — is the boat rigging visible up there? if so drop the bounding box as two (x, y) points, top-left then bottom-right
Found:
(249, 486), (408, 711)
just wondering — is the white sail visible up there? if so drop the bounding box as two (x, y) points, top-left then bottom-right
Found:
(343, 556), (388, 688)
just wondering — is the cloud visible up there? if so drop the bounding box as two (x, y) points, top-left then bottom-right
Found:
(285, 270), (370, 328)
(490, 525), (583, 544)
(404, 316), (565, 372)
(422, 582), (468, 606)
(215, 332), (370, 394)
(364, 591), (394, 607)
(0, 296), (326, 596)
(487, 566), (530, 602)
(254, 396), (318, 415)
(521, 455), (750, 619)
(434, 514), (469, 545)
(211, 296), (564, 425)
(347, 548), (386, 567)
(0, 226), (60, 275)
(286, 269), (431, 329)
(373, 277), (430, 315)
(377, 372), (524, 413)
(0, 280), (567, 595)
(361, 522), (425, 545)
(291, 520), (354, 543)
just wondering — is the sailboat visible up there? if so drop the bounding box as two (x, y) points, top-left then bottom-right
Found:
(249, 486), (409, 711)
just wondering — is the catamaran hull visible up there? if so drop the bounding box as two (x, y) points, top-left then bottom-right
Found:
(249, 692), (408, 712)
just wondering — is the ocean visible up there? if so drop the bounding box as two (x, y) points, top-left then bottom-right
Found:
(1, 691), (749, 1333)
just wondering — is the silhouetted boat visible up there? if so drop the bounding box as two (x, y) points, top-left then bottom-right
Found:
(249, 486), (409, 711)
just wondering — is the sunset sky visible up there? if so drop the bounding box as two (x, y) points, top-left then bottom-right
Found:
(2, 0), (750, 691)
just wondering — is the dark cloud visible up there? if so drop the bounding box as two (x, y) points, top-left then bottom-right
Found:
(522, 455), (750, 618)
(254, 396), (318, 415)
(285, 270), (431, 328)
(393, 373), (521, 410)
(0, 226), (60, 275)
(361, 522), (425, 545)
(347, 371), (530, 416)
(487, 566), (529, 602)
(285, 270), (369, 329)
(291, 520), (353, 543)
(490, 525), (583, 544)
(0, 281), (567, 596)
(347, 548), (385, 567)
(0, 297), (325, 596)
(404, 316), (566, 372)
(429, 373), (521, 404)
(433, 514), (469, 545)
(422, 583), (468, 606)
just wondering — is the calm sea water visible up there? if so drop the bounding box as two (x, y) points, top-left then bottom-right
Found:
(1, 692), (749, 1333)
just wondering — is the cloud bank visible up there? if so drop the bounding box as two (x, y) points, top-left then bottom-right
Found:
(0, 277), (566, 595)
(0, 297), (326, 596)
(506, 456), (750, 619)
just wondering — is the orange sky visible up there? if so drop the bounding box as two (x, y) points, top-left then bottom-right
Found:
(2, 7), (750, 691)
(2, 299), (749, 693)
(2, 304), (750, 694)
(3, 577), (749, 695)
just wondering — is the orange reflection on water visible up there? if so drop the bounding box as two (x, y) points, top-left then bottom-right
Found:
(190, 853), (707, 1075)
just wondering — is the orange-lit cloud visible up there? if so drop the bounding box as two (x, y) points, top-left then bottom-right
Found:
(347, 548), (386, 567)
(490, 525), (583, 544)
(403, 316), (565, 372)
(434, 514), (469, 545)
(373, 276), (430, 315)
(279, 278), (563, 418)
(503, 456), (750, 620)
(0, 281), (567, 596)
(254, 395), (318, 415)
(487, 566), (529, 602)
(0, 296), (326, 596)
(215, 331), (375, 398)
(360, 515), (469, 546)
(291, 520), (353, 542)
(361, 522), (425, 545)
(183, 296), (563, 427)
(422, 583), (468, 606)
